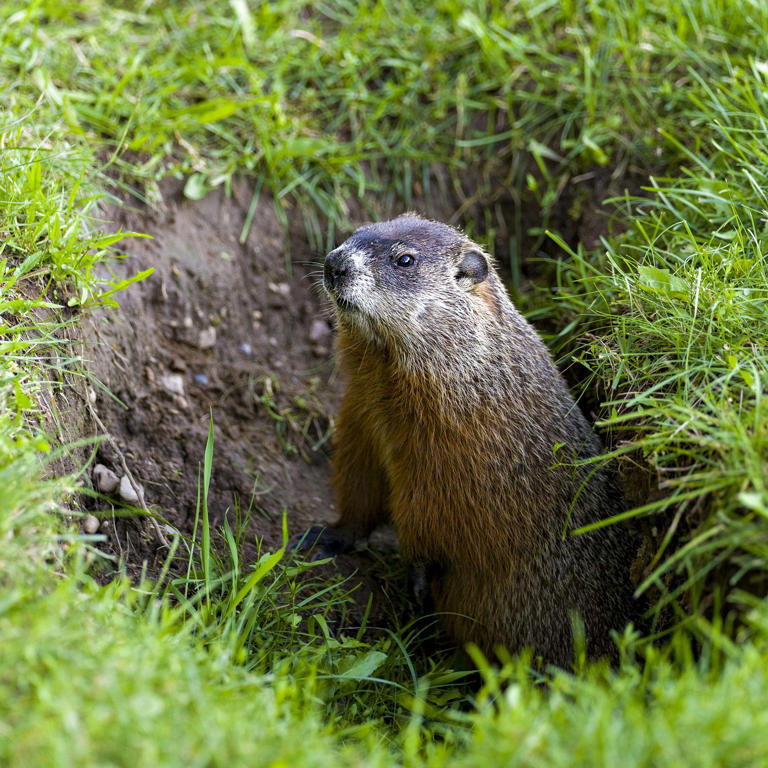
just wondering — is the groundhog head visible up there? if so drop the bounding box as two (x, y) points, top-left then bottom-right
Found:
(324, 214), (497, 349)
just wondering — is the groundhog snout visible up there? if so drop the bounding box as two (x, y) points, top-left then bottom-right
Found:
(324, 248), (350, 295)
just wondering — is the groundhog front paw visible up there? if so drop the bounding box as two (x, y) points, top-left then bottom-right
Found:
(289, 525), (356, 560)
(409, 563), (431, 612)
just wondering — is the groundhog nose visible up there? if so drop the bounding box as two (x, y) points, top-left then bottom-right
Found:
(324, 248), (348, 292)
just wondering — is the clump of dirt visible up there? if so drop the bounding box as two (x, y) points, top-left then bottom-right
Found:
(76, 179), (407, 628)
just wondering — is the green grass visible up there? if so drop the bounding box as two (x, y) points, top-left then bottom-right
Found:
(2, 423), (767, 766)
(450, 618), (768, 768)
(0, 574), (377, 767)
(3, 546), (768, 766)
(2, 0), (768, 764)
(0, 85), (152, 594)
(6, 0), (767, 253)
(544, 65), (768, 634)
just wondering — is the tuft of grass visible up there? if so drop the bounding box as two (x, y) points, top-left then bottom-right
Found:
(0, 110), (150, 588)
(546, 64), (768, 633)
(442, 613), (768, 768)
(169, 415), (473, 727)
(0, 570), (386, 768)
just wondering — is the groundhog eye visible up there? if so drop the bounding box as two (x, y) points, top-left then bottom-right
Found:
(394, 253), (416, 268)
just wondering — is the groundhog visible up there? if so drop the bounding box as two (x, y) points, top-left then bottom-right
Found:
(299, 214), (638, 666)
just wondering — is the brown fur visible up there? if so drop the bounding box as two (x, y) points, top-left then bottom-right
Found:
(316, 214), (638, 666)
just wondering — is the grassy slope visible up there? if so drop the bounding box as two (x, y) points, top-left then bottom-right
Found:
(1, 0), (768, 764)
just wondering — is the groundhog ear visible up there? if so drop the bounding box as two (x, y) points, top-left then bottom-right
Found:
(456, 249), (488, 286)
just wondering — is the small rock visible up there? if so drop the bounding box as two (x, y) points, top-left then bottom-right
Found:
(83, 514), (100, 534)
(93, 463), (120, 494)
(145, 366), (156, 384)
(198, 326), (217, 349)
(309, 319), (331, 342)
(119, 475), (143, 504)
(87, 388), (97, 404)
(312, 345), (328, 357)
(193, 373), (209, 386)
(268, 281), (291, 297)
(170, 357), (188, 372)
(238, 342), (252, 356)
(160, 374), (185, 396)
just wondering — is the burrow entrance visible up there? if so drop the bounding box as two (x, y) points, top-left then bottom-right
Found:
(70, 170), (652, 630)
